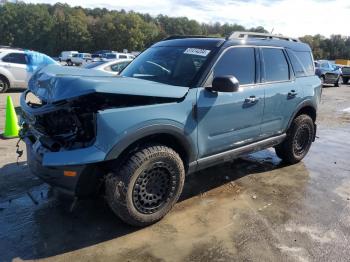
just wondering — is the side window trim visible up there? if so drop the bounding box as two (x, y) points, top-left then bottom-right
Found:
(203, 45), (258, 88)
(260, 47), (294, 84)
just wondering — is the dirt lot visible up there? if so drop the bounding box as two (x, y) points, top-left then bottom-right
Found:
(0, 86), (350, 262)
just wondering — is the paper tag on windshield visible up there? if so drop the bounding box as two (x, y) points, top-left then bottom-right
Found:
(184, 48), (211, 57)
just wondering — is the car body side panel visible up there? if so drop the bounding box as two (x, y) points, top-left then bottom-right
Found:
(196, 86), (264, 158)
(94, 88), (198, 162)
(9, 62), (28, 87)
(261, 80), (303, 137)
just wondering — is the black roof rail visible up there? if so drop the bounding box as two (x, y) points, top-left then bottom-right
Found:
(162, 35), (218, 41)
(227, 31), (300, 42)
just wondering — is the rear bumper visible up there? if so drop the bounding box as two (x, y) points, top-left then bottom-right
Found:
(25, 137), (103, 197)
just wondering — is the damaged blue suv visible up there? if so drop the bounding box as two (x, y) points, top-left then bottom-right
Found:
(21, 32), (321, 226)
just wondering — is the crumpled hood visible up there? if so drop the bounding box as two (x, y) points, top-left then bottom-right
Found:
(28, 65), (189, 103)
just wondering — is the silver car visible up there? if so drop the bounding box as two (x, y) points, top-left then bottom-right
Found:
(0, 47), (58, 92)
(83, 59), (132, 75)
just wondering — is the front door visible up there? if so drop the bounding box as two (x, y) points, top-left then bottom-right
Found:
(197, 47), (264, 158)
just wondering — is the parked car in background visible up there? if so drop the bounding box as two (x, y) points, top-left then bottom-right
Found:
(83, 59), (132, 75)
(71, 53), (92, 66)
(339, 65), (350, 84)
(102, 52), (135, 61)
(58, 51), (78, 66)
(0, 47), (58, 92)
(315, 60), (342, 86)
(91, 50), (111, 62)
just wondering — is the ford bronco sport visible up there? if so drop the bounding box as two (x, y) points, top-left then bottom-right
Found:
(20, 32), (321, 226)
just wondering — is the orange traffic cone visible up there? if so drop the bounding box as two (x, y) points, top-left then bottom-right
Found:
(3, 96), (19, 138)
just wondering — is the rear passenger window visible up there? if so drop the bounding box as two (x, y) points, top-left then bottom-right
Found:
(214, 47), (255, 85)
(287, 50), (315, 77)
(2, 53), (27, 64)
(262, 48), (289, 82)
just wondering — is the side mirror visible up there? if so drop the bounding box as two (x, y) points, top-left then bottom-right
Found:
(208, 75), (239, 93)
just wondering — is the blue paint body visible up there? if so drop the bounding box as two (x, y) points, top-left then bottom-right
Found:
(20, 37), (322, 196)
(25, 50), (57, 73)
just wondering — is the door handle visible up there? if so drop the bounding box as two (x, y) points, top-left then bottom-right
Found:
(288, 90), (298, 99)
(244, 96), (259, 105)
(3, 64), (11, 68)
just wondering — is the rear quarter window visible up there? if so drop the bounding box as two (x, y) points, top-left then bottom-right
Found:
(287, 50), (315, 77)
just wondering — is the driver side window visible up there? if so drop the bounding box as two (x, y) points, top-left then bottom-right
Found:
(213, 47), (256, 85)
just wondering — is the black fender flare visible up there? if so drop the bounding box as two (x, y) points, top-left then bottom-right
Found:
(286, 100), (317, 140)
(287, 100), (317, 129)
(104, 123), (197, 165)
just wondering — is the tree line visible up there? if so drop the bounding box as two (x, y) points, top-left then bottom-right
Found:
(0, 2), (349, 59)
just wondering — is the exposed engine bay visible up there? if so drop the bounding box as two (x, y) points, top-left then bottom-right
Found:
(21, 91), (180, 152)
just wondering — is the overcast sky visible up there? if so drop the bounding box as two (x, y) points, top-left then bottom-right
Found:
(25, 0), (350, 37)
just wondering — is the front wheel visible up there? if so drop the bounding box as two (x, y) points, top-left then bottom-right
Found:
(343, 77), (349, 84)
(105, 144), (185, 227)
(275, 114), (314, 164)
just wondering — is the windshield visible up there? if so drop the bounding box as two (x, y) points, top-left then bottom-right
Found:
(121, 46), (212, 87)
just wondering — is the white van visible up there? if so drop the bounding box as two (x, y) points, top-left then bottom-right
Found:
(59, 51), (78, 65)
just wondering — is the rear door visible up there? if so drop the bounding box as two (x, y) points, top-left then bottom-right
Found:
(1, 52), (28, 87)
(197, 47), (265, 158)
(260, 47), (303, 137)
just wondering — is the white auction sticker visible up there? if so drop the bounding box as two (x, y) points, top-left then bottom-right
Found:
(184, 48), (211, 57)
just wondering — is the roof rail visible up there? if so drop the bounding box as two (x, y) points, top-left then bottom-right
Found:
(162, 35), (217, 41)
(228, 32), (300, 42)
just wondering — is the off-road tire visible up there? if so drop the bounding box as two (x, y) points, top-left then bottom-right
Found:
(105, 144), (185, 227)
(0, 76), (9, 93)
(275, 114), (314, 164)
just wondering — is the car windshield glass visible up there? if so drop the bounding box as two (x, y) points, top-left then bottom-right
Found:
(83, 61), (106, 68)
(121, 46), (213, 87)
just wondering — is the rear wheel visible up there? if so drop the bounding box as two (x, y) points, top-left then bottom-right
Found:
(275, 114), (314, 164)
(0, 76), (9, 93)
(66, 60), (73, 66)
(105, 144), (185, 227)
